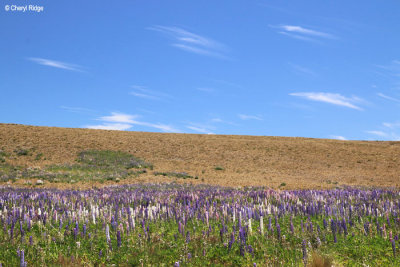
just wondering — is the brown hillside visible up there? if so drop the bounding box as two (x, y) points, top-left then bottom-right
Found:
(0, 123), (399, 189)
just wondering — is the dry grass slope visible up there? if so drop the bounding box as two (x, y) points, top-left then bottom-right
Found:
(1, 123), (399, 189)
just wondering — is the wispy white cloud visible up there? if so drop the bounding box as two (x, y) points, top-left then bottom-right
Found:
(86, 123), (133, 131)
(136, 122), (180, 133)
(365, 121), (400, 141)
(185, 121), (217, 134)
(86, 112), (180, 133)
(375, 60), (400, 76)
(28, 57), (84, 72)
(290, 92), (363, 110)
(211, 118), (223, 123)
(238, 114), (263, 121)
(130, 92), (159, 100)
(99, 112), (138, 124)
(377, 93), (400, 103)
(279, 25), (334, 38)
(148, 25), (228, 58)
(186, 126), (215, 135)
(365, 130), (389, 137)
(130, 85), (171, 101)
(329, 135), (347, 141)
(210, 118), (239, 126)
(279, 31), (320, 43)
(172, 44), (222, 57)
(272, 25), (335, 43)
(383, 121), (400, 129)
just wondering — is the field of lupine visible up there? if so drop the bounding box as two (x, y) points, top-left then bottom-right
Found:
(1, 184), (400, 266)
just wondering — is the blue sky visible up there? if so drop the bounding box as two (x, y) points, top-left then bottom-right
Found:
(1, 0), (400, 140)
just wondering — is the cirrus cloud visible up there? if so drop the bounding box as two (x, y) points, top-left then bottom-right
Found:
(28, 57), (84, 72)
(290, 92), (363, 110)
(148, 25), (229, 58)
(85, 112), (180, 133)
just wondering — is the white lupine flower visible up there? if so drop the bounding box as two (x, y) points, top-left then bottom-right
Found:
(248, 218), (252, 235)
(106, 224), (110, 242)
(260, 216), (264, 235)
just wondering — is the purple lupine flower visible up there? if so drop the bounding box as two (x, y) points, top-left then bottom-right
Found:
(19, 221), (24, 239)
(228, 239), (233, 251)
(117, 230), (121, 247)
(29, 235), (33, 245)
(342, 218), (348, 236)
(331, 219), (337, 243)
(240, 244), (245, 257)
(187, 253), (192, 260)
(174, 261), (180, 267)
(20, 249), (26, 267)
(276, 223), (281, 240)
(302, 239), (307, 266)
(247, 245), (254, 256)
(186, 231), (190, 243)
(392, 239), (396, 257)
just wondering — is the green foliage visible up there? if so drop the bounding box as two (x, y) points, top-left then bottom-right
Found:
(34, 153), (43, 161)
(0, 150), (7, 163)
(214, 166), (224, 171)
(77, 150), (152, 169)
(0, 150), (151, 183)
(14, 148), (29, 156)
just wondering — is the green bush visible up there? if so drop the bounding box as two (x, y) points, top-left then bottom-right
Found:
(14, 148), (29, 156)
(77, 150), (152, 169)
